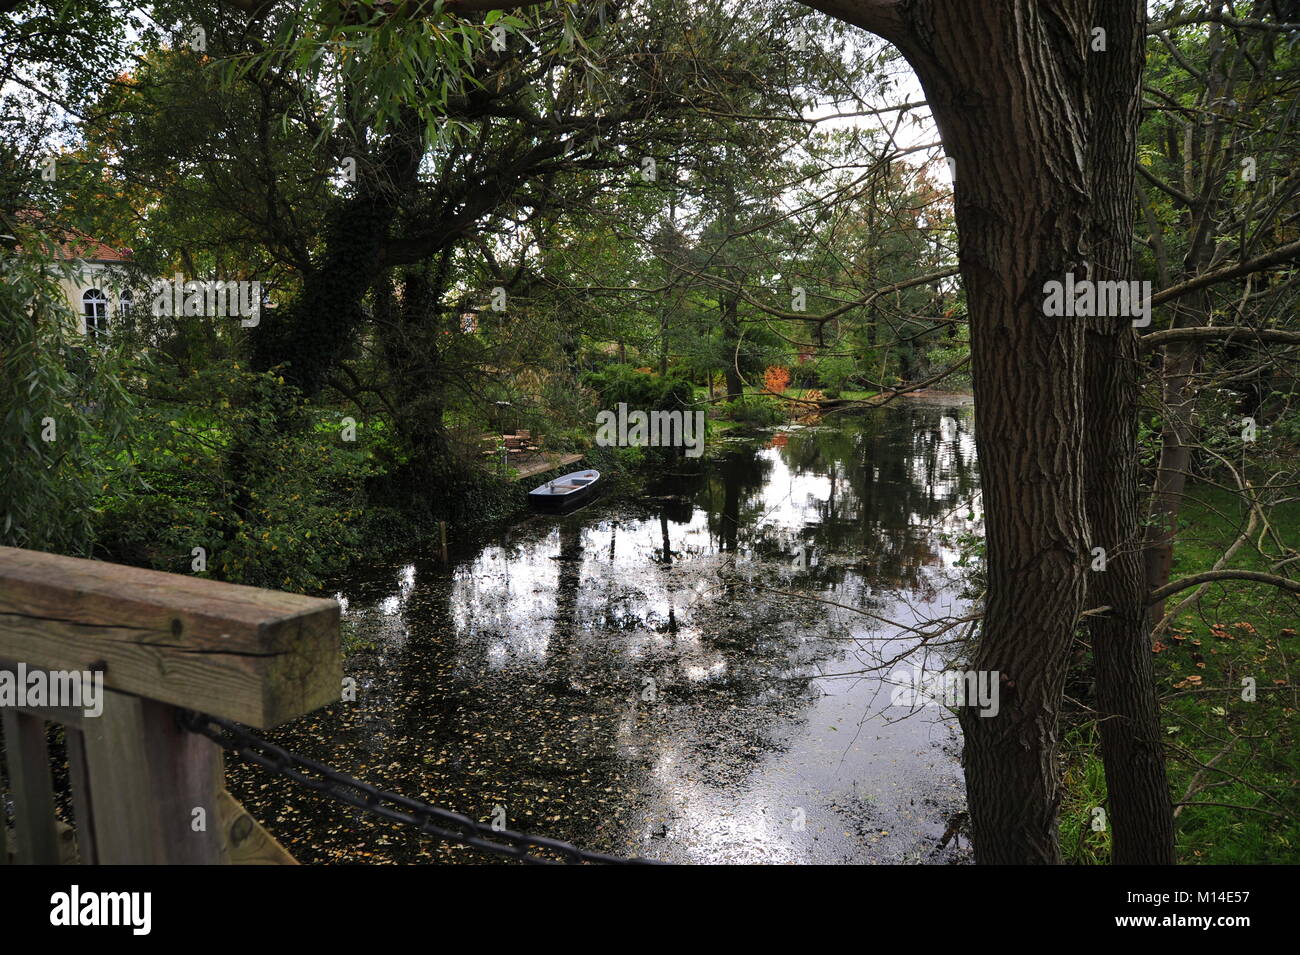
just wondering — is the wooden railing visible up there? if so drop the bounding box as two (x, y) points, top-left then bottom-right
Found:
(0, 545), (341, 864)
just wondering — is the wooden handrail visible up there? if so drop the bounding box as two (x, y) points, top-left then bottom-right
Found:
(0, 546), (342, 864)
(0, 546), (340, 727)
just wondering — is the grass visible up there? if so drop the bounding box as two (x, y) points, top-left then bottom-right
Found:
(1059, 724), (1113, 864)
(1156, 486), (1300, 863)
(1060, 484), (1300, 863)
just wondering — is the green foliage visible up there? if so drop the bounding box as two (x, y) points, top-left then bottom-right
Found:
(922, 339), (971, 385)
(814, 354), (856, 397)
(581, 363), (696, 412)
(789, 360), (819, 388)
(0, 235), (135, 555)
(724, 394), (787, 428)
(94, 359), (381, 592)
(584, 440), (647, 473)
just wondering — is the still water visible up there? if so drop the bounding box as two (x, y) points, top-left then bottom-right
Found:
(227, 397), (981, 863)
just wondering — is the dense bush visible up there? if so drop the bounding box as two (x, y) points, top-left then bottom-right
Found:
(581, 363), (697, 413)
(814, 354), (856, 397)
(725, 394), (787, 427)
(93, 360), (382, 592)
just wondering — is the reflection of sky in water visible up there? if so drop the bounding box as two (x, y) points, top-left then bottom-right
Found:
(329, 400), (980, 864)
(445, 419), (979, 683)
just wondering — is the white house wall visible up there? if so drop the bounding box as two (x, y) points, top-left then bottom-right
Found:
(57, 261), (133, 335)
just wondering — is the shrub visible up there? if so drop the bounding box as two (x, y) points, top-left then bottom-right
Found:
(790, 360), (819, 388)
(581, 363), (696, 412)
(763, 365), (792, 394)
(726, 394), (787, 427)
(816, 354), (856, 398)
(93, 361), (382, 592)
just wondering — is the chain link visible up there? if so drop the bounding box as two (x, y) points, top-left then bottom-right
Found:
(180, 710), (665, 865)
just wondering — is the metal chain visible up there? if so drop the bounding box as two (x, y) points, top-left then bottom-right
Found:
(179, 710), (665, 865)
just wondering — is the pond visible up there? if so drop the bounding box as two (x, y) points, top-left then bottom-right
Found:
(226, 396), (982, 864)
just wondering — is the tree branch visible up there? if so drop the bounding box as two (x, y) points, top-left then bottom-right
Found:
(1149, 13), (1300, 34)
(794, 0), (904, 41)
(1137, 162), (1195, 208)
(1138, 325), (1300, 353)
(1147, 239), (1300, 309)
(1148, 570), (1300, 606)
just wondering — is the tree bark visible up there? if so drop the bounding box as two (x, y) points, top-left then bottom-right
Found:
(889, 1), (1095, 864)
(1080, 0), (1176, 864)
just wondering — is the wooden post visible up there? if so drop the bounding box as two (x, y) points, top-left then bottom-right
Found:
(439, 521), (448, 563)
(0, 709), (61, 864)
(79, 692), (227, 864)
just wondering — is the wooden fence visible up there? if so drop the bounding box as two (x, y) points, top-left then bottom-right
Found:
(0, 545), (341, 864)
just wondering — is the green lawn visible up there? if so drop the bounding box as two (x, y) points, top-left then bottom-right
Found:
(1063, 485), (1300, 863)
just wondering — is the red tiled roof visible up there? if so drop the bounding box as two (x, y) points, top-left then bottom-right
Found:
(15, 210), (133, 263)
(51, 228), (133, 263)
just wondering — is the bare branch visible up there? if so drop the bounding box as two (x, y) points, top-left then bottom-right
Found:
(1139, 326), (1300, 353)
(1148, 570), (1300, 606)
(1149, 13), (1300, 34)
(1147, 239), (1300, 310)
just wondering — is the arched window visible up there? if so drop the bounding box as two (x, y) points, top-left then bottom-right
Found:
(82, 289), (108, 342)
(118, 289), (134, 320)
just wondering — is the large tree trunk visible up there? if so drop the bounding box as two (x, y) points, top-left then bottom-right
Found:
(889, 2), (1094, 864)
(251, 112), (425, 398)
(802, 0), (1170, 863)
(798, 0), (1175, 864)
(375, 257), (457, 479)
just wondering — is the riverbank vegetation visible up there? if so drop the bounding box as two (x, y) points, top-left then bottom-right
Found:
(4, 0), (962, 590)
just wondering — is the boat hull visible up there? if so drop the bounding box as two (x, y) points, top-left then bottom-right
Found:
(528, 470), (601, 512)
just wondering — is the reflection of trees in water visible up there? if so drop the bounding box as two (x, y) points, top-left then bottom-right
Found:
(700, 448), (774, 554)
(777, 405), (977, 592)
(235, 403), (982, 860)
